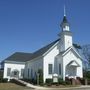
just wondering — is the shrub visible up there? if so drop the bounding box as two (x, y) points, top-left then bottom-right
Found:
(0, 78), (8, 83)
(0, 71), (3, 78)
(84, 71), (90, 79)
(65, 80), (71, 85)
(2, 78), (8, 83)
(31, 78), (37, 84)
(21, 78), (32, 83)
(45, 78), (53, 84)
(10, 79), (25, 86)
(58, 78), (63, 84)
(37, 69), (43, 85)
(52, 82), (59, 86)
(58, 78), (66, 85)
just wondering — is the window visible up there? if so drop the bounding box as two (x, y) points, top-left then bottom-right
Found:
(59, 64), (61, 75)
(28, 68), (29, 78)
(31, 69), (33, 78)
(48, 64), (53, 74)
(21, 69), (24, 76)
(7, 68), (11, 76)
(14, 71), (18, 76)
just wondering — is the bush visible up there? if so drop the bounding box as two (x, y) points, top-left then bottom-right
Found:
(58, 78), (66, 85)
(58, 78), (63, 84)
(37, 69), (43, 85)
(2, 78), (8, 83)
(65, 80), (71, 85)
(84, 71), (90, 79)
(0, 71), (3, 78)
(52, 82), (59, 86)
(21, 78), (31, 83)
(10, 79), (25, 86)
(31, 78), (37, 84)
(45, 78), (53, 84)
(0, 78), (8, 83)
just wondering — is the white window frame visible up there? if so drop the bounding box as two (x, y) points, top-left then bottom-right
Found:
(48, 64), (53, 75)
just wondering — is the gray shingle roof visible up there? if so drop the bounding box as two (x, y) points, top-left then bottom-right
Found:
(61, 16), (69, 27)
(62, 16), (69, 23)
(4, 39), (60, 62)
(30, 39), (60, 60)
(4, 39), (81, 62)
(5, 52), (33, 62)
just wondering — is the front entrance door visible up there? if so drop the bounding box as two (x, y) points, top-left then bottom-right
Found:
(11, 69), (19, 78)
(66, 66), (77, 79)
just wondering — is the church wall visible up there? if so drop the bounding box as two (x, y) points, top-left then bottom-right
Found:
(43, 45), (59, 82)
(3, 62), (25, 79)
(56, 55), (63, 78)
(64, 35), (72, 50)
(63, 50), (83, 80)
(24, 56), (43, 79)
(60, 33), (72, 51)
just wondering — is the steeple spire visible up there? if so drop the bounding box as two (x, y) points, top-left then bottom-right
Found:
(64, 5), (66, 16)
(60, 5), (70, 31)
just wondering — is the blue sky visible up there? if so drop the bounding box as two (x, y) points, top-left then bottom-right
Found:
(0, 0), (90, 60)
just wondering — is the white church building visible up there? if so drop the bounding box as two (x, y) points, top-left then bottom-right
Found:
(2, 12), (83, 83)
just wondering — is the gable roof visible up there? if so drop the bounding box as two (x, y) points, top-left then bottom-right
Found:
(67, 60), (80, 67)
(29, 40), (81, 60)
(5, 52), (33, 62)
(62, 46), (82, 59)
(4, 39), (81, 62)
(29, 39), (60, 60)
(4, 39), (60, 62)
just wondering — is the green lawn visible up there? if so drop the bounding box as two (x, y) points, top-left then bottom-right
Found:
(0, 83), (32, 90)
(0, 82), (81, 90)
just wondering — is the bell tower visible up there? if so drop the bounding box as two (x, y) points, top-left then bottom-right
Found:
(61, 6), (70, 31)
(59, 6), (72, 52)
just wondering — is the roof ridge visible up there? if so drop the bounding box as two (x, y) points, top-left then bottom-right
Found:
(33, 39), (60, 54)
(4, 39), (60, 62)
(15, 52), (32, 54)
(30, 39), (60, 60)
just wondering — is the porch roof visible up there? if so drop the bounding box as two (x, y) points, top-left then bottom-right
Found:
(67, 60), (80, 67)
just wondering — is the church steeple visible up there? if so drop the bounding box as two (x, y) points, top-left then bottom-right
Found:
(64, 5), (66, 16)
(60, 6), (70, 31)
(59, 6), (72, 51)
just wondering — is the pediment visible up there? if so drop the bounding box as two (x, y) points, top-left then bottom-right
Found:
(67, 60), (80, 67)
(62, 46), (82, 59)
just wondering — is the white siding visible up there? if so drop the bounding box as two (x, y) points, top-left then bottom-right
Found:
(60, 33), (72, 51)
(24, 57), (43, 79)
(3, 62), (25, 79)
(56, 55), (63, 78)
(63, 50), (83, 80)
(43, 45), (59, 82)
(64, 35), (72, 50)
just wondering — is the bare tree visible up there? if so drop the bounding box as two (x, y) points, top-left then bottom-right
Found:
(82, 44), (90, 69)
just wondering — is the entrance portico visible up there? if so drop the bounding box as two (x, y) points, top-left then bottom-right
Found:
(65, 60), (80, 79)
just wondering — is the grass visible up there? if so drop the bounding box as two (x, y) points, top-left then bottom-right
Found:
(44, 84), (80, 88)
(0, 82), (80, 90)
(0, 83), (32, 90)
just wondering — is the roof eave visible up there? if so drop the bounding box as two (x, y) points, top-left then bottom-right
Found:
(62, 46), (83, 60)
(4, 60), (25, 64)
(43, 41), (59, 57)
